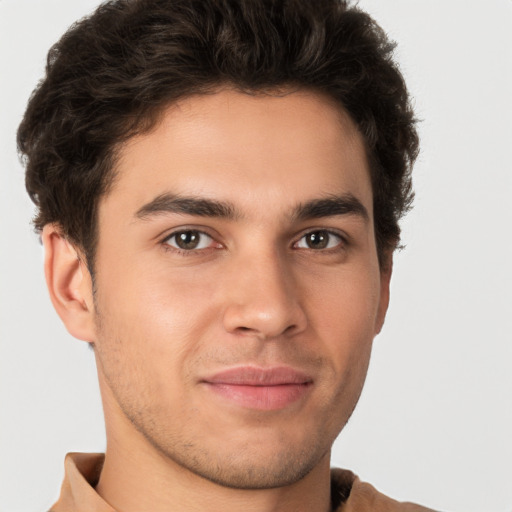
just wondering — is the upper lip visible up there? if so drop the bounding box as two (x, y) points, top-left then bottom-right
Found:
(202, 366), (313, 386)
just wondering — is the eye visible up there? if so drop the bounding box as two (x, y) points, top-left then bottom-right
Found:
(295, 230), (343, 250)
(163, 230), (215, 251)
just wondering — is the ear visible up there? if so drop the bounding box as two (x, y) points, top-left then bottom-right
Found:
(375, 253), (393, 335)
(42, 224), (96, 343)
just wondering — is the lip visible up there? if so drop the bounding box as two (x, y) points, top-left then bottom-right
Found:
(201, 366), (313, 411)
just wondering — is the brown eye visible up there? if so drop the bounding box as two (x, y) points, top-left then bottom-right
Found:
(296, 230), (342, 250)
(165, 230), (213, 251)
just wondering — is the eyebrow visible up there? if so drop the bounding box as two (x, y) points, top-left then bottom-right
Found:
(293, 194), (369, 223)
(135, 192), (368, 223)
(135, 193), (238, 220)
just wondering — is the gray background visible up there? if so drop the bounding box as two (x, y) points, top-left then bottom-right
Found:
(1, 1), (511, 511)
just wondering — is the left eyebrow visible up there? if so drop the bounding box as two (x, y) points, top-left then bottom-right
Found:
(292, 194), (369, 223)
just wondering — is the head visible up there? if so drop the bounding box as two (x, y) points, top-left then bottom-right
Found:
(18, 0), (418, 492)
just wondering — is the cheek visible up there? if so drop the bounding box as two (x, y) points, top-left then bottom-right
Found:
(95, 261), (222, 368)
(92, 266), (220, 423)
(303, 264), (381, 364)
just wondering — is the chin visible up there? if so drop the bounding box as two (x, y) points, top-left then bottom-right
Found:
(149, 423), (331, 490)
(184, 449), (325, 490)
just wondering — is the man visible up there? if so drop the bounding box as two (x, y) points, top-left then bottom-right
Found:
(17, 0), (436, 510)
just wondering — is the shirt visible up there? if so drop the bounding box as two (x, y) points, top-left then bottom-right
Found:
(49, 453), (437, 512)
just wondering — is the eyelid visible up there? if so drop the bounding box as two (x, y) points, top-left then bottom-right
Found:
(160, 226), (223, 253)
(292, 228), (348, 250)
(158, 224), (219, 242)
(157, 225), (348, 253)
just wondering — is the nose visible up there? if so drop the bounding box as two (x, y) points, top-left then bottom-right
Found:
(221, 250), (308, 340)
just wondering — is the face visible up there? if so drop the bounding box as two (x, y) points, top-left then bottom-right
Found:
(90, 89), (390, 489)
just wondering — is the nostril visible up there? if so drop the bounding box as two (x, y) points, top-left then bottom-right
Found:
(283, 324), (298, 335)
(233, 323), (300, 340)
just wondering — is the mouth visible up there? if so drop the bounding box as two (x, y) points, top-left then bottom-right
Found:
(201, 366), (314, 411)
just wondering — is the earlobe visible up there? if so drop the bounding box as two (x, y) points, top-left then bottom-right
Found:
(42, 224), (96, 343)
(375, 255), (393, 335)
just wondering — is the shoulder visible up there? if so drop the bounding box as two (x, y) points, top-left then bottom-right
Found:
(331, 468), (439, 512)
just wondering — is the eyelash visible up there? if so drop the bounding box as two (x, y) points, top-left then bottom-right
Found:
(160, 228), (347, 255)
(294, 230), (345, 251)
(161, 229), (219, 256)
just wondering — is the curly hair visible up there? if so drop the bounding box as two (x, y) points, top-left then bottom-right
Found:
(18, 0), (418, 270)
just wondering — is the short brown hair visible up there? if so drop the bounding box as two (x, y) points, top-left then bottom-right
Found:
(18, 0), (418, 270)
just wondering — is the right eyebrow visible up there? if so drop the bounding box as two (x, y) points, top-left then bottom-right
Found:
(134, 193), (239, 221)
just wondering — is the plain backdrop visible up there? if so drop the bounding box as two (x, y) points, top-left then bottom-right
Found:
(1, 1), (511, 511)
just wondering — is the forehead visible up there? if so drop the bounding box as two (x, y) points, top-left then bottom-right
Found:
(105, 88), (372, 220)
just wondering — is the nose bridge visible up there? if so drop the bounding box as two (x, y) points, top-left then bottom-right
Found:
(222, 245), (307, 339)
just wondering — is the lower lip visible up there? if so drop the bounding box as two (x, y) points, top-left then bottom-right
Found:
(204, 382), (312, 411)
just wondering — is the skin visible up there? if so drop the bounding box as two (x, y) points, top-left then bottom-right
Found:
(43, 88), (391, 512)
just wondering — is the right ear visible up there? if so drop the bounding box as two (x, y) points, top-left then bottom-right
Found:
(41, 224), (96, 343)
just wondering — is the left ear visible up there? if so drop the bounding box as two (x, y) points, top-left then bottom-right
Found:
(375, 253), (393, 334)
